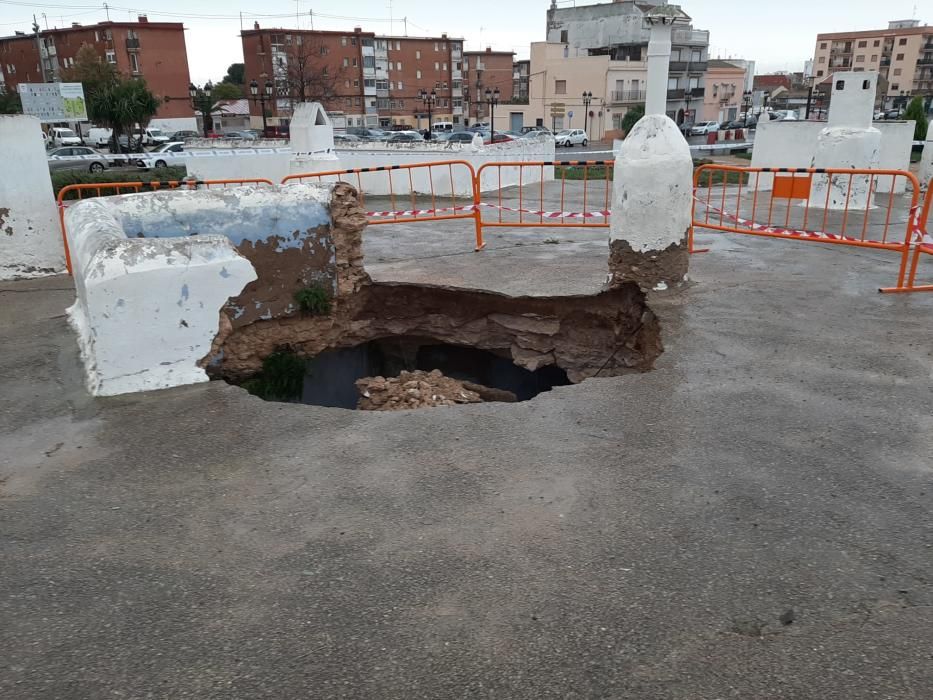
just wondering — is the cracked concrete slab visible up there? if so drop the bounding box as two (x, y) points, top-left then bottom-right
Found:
(1, 220), (932, 699)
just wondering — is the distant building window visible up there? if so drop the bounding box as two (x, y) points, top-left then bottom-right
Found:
(691, 49), (701, 61)
(105, 50), (116, 64)
(395, 41), (401, 50)
(434, 61), (439, 70)
(818, 56), (825, 63)
(416, 50), (421, 59)
(858, 40), (867, 48)
(891, 83), (899, 90)
(873, 40), (880, 47)
(871, 54), (878, 61)
(351, 37), (357, 46)
(893, 68), (902, 76)
(855, 55), (864, 62)
(896, 53), (904, 60)
(560, 30), (568, 43)
(816, 70), (824, 77)
(819, 42), (827, 49)
(129, 53), (139, 73)
(554, 79), (566, 94)
(898, 38), (907, 45)
(443, 62), (447, 70)
(397, 61), (402, 70)
(434, 42), (439, 51)
(343, 58), (349, 67)
(341, 37), (347, 47)
(352, 58), (358, 67)
(416, 70), (422, 79)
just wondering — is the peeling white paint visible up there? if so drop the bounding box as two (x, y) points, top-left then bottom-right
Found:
(0, 116), (65, 279)
(810, 126), (882, 210)
(611, 114), (692, 253)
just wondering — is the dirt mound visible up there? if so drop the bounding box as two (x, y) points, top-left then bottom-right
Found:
(356, 369), (516, 411)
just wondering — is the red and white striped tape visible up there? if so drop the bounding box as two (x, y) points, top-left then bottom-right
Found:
(365, 204), (476, 218)
(365, 202), (611, 220)
(695, 198), (922, 247)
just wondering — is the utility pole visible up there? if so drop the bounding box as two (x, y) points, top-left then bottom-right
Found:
(103, 2), (110, 21)
(33, 16), (49, 83)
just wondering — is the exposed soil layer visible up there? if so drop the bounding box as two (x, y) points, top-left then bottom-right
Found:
(608, 238), (689, 291)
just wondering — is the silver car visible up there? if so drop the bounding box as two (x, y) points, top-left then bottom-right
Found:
(47, 146), (109, 173)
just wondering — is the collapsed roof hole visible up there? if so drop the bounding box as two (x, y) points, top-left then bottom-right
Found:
(233, 336), (571, 409)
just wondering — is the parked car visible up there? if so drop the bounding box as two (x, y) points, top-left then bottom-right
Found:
(431, 121), (454, 135)
(386, 131), (424, 143)
(437, 131), (476, 144)
(47, 146), (109, 173)
(679, 121), (695, 136)
(346, 127), (385, 140)
(690, 121), (720, 136)
(884, 109), (903, 119)
(521, 125), (551, 135)
(222, 130), (258, 140)
(136, 127), (170, 146)
(136, 142), (184, 168)
(723, 119), (747, 130)
(334, 133), (361, 143)
(49, 127), (83, 147)
(168, 130), (200, 141)
(554, 128), (588, 147)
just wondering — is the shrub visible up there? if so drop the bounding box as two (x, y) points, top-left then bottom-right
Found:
(53, 166), (188, 198)
(241, 351), (306, 401)
(620, 105), (645, 137)
(903, 96), (928, 142)
(294, 285), (332, 315)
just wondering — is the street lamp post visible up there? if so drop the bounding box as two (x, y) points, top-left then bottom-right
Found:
(684, 91), (692, 125)
(249, 78), (275, 137)
(743, 90), (753, 124)
(419, 88), (437, 139)
(582, 90), (592, 138)
(484, 87), (500, 140)
(189, 81), (214, 137)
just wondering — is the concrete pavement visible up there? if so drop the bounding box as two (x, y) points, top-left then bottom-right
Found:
(1, 220), (932, 699)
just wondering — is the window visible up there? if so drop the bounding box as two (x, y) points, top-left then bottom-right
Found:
(416, 69), (422, 79)
(856, 55), (864, 62)
(871, 54), (878, 61)
(443, 62), (447, 70)
(560, 30), (568, 43)
(442, 81), (448, 89)
(554, 79), (566, 94)
(354, 96), (361, 105)
(345, 79), (350, 87)
(416, 50), (421, 59)
(364, 79), (376, 87)
(835, 79), (845, 89)
(858, 40), (867, 48)
(452, 79), (461, 89)
(667, 77), (678, 89)
(691, 49), (701, 62)
(395, 40), (401, 50)
(129, 53), (139, 73)
(817, 70), (824, 77)
(320, 46), (329, 55)
(351, 37), (357, 46)
(434, 42), (439, 51)
(376, 79), (388, 90)
(341, 37), (347, 47)
(396, 61), (402, 70)
(105, 49), (116, 64)
(818, 56), (825, 63)
(455, 62), (461, 70)
(891, 83), (899, 90)
(896, 53), (904, 60)
(434, 61), (439, 70)
(343, 58), (349, 67)
(893, 68), (902, 76)
(352, 58), (358, 67)
(377, 97), (389, 109)
(688, 76), (700, 89)
(363, 56), (374, 68)
(345, 97), (351, 106)
(397, 81), (403, 90)
(873, 40), (880, 47)
(898, 37), (907, 45)
(820, 42), (827, 49)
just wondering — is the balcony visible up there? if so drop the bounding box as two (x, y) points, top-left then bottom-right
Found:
(666, 87), (705, 100)
(611, 89), (647, 104)
(669, 60), (708, 73)
(667, 88), (685, 99)
(376, 88), (389, 98)
(509, 96), (529, 105)
(672, 29), (709, 45)
(125, 37), (140, 51)
(917, 57), (933, 65)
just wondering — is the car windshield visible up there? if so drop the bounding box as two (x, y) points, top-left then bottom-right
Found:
(149, 129), (163, 136)
(557, 130), (571, 135)
(58, 129), (76, 137)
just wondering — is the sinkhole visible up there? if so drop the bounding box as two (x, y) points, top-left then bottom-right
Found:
(235, 336), (572, 410)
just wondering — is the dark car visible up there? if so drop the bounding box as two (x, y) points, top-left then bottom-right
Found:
(386, 131), (424, 143)
(724, 119), (747, 130)
(47, 146), (110, 173)
(346, 127), (385, 140)
(442, 132), (477, 143)
(169, 130), (199, 141)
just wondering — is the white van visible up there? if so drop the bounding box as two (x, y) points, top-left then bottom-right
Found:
(49, 127), (82, 147)
(431, 122), (454, 133)
(88, 127), (113, 148)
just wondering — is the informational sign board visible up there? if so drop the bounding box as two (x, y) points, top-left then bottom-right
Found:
(18, 82), (88, 122)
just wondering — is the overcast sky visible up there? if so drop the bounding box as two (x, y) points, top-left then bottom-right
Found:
(0, 0), (926, 84)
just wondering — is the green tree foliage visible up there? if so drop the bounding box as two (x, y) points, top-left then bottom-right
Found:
(87, 78), (159, 152)
(620, 104), (645, 137)
(211, 81), (243, 100)
(0, 89), (22, 114)
(903, 96), (928, 142)
(60, 43), (118, 99)
(222, 63), (245, 86)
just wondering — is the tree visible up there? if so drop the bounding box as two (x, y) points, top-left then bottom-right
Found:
(276, 38), (343, 109)
(212, 81), (243, 100)
(904, 96), (928, 142)
(88, 78), (159, 152)
(60, 43), (118, 100)
(0, 89), (22, 114)
(222, 63), (245, 86)
(620, 104), (645, 137)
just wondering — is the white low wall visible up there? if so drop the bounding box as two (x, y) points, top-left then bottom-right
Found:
(65, 194), (259, 396)
(0, 115), (65, 279)
(751, 120), (915, 193)
(187, 136), (557, 196)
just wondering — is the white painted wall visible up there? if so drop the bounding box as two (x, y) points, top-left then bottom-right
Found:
(920, 137), (933, 191)
(186, 151), (292, 183)
(750, 120), (915, 193)
(645, 22), (673, 116)
(65, 192), (264, 396)
(827, 71), (876, 130)
(0, 115), (65, 279)
(611, 114), (692, 286)
(290, 102), (335, 153)
(149, 117), (198, 134)
(810, 127), (882, 210)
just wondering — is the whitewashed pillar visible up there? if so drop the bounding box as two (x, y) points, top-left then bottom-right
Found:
(645, 22), (674, 117)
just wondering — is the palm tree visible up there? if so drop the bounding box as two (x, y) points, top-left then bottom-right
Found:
(88, 78), (159, 153)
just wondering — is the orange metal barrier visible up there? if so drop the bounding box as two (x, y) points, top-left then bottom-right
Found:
(881, 179), (933, 294)
(474, 161), (612, 246)
(57, 178), (275, 274)
(690, 165), (922, 289)
(284, 160), (482, 247)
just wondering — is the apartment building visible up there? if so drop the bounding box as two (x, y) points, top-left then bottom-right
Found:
(462, 48), (515, 124)
(0, 17), (193, 123)
(513, 59), (530, 104)
(812, 19), (933, 109)
(241, 25), (464, 129)
(545, 0), (711, 125)
(701, 60), (749, 122)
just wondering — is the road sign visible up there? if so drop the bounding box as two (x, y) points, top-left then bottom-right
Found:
(550, 102), (565, 117)
(18, 82), (88, 122)
(568, 110), (574, 118)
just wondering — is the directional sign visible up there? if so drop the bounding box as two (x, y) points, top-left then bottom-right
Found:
(568, 110), (574, 118)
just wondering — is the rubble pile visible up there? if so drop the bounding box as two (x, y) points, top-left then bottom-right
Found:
(355, 369), (516, 411)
